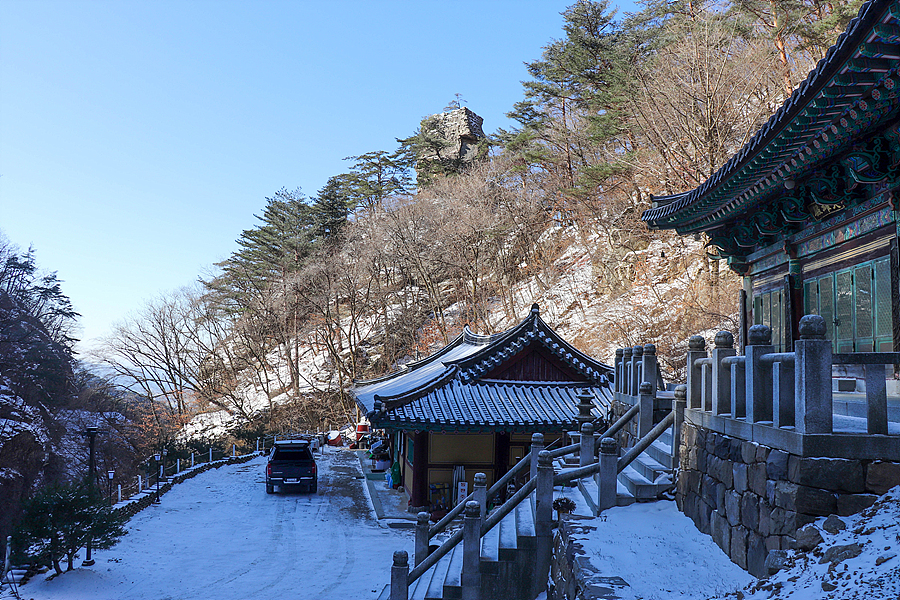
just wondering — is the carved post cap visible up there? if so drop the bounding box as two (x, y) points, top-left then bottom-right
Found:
(623, 347), (632, 358)
(643, 343), (656, 355)
(615, 348), (624, 357)
(714, 331), (734, 349)
(580, 422), (594, 435)
(632, 345), (644, 357)
(417, 511), (430, 524)
(640, 381), (652, 395)
(674, 385), (687, 402)
(600, 437), (617, 454)
(538, 450), (552, 466)
(748, 324), (772, 345)
(393, 550), (409, 566)
(688, 335), (706, 351)
(465, 500), (481, 518)
(531, 432), (544, 445)
(474, 472), (486, 486)
(799, 314), (827, 339)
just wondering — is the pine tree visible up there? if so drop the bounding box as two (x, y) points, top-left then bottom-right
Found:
(12, 483), (126, 575)
(311, 176), (352, 244)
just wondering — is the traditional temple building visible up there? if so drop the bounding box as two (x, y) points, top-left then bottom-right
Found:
(643, 0), (899, 364)
(353, 305), (613, 510)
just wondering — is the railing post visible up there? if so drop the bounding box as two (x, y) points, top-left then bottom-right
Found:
(530, 433), (544, 482)
(473, 473), (487, 520)
(773, 359), (795, 428)
(137, 475), (142, 491)
(865, 363), (888, 434)
(673, 385), (686, 464)
(598, 437), (617, 513)
(729, 357), (747, 419)
(745, 325), (774, 423)
(642, 344), (658, 398)
(795, 315), (833, 434)
(191, 452), (194, 468)
(622, 347), (633, 396)
(631, 345), (644, 398)
(638, 382), (654, 439)
(390, 550), (409, 600)
(176, 458), (180, 474)
(614, 348), (624, 395)
(209, 447), (213, 462)
(117, 484), (121, 503)
(462, 500), (482, 600)
(712, 332), (735, 415)
(534, 450), (553, 599)
(579, 423), (595, 467)
(686, 335), (707, 409)
(701, 359), (713, 411)
(232, 444), (236, 458)
(415, 512), (430, 567)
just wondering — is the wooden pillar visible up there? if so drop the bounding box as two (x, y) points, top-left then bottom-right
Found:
(410, 431), (429, 508)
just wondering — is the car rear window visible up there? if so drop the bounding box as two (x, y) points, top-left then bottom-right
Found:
(272, 448), (312, 461)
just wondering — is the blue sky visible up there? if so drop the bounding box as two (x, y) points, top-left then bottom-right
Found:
(1, 0), (640, 354)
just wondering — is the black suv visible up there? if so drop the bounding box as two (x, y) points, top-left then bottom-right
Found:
(266, 440), (317, 494)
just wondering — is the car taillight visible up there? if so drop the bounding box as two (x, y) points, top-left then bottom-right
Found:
(267, 464), (271, 477)
(312, 463), (317, 475)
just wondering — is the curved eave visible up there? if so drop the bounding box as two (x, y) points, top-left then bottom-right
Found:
(642, 0), (900, 233)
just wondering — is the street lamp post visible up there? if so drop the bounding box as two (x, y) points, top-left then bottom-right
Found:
(82, 426), (101, 567)
(161, 449), (168, 481)
(107, 470), (115, 504)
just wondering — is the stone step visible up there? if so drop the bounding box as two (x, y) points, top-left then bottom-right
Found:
(515, 494), (536, 549)
(498, 500), (519, 561)
(619, 464), (672, 500)
(442, 542), (463, 600)
(1, 568), (28, 584)
(576, 474), (635, 515)
(645, 438), (673, 470)
(630, 451), (670, 483)
(480, 518), (500, 574)
(423, 545), (454, 600)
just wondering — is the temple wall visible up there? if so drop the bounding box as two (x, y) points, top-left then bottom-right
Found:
(677, 421), (900, 576)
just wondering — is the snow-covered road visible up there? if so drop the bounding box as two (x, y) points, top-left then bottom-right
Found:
(16, 449), (413, 600)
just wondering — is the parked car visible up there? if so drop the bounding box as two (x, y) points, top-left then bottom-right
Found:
(266, 440), (317, 494)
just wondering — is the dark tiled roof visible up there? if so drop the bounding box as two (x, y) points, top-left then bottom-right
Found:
(642, 0), (900, 234)
(351, 304), (613, 431)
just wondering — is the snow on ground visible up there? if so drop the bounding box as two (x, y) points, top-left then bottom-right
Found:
(555, 484), (754, 600)
(728, 486), (900, 600)
(11, 449), (413, 600)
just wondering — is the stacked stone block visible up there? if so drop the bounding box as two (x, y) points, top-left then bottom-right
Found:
(677, 422), (900, 577)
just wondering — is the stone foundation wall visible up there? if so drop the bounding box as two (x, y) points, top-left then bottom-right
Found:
(677, 422), (900, 577)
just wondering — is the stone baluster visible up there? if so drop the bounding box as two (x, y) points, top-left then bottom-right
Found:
(473, 473), (487, 521)
(723, 356), (746, 419)
(865, 363), (888, 435)
(686, 335), (707, 409)
(712, 332), (736, 415)
(580, 422), (596, 467)
(530, 432), (544, 482)
(631, 345), (644, 398)
(534, 451), (554, 599)
(745, 325), (774, 424)
(414, 512), (429, 567)
(794, 315), (833, 434)
(462, 500), (481, 600)
(598, 437), (618, 513)
(699, 358), (713, 411)
(642, 344), (659, 399)
(390, 551), (409, 600)
(614, 348), (624, 395)
(772, 357), (795, 428)
(622, 347), (633, 396)
(639, 382), (654, 439)
(673, 386), (687, 468)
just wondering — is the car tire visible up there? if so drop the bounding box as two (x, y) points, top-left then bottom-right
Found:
(310, 482), (317, 494)
(266, 483), (274, 494)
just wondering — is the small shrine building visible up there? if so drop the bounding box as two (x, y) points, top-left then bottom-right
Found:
(352, 305), (613, 510)
(643, 0), (900, 366)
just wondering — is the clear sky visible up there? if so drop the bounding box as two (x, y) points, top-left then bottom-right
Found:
(1, 0), (640, 355)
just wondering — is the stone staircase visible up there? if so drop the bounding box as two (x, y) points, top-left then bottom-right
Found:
(378, 495), (537, 600)
(560, 425), (674, 515)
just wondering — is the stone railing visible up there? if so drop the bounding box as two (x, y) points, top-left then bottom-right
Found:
(684, 314), (900, 460)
